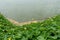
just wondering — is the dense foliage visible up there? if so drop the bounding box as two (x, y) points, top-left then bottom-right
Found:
(0, 13), (60, 40)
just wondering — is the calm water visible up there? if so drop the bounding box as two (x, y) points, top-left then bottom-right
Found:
(0, 0), (60, 22)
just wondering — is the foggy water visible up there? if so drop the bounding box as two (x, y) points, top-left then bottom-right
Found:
(0, 0), (60, 22)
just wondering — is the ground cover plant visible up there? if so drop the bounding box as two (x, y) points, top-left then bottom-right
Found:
(0, 13), (60, 40)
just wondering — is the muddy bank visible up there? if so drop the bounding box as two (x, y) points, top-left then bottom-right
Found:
(7, 18), (38, 26)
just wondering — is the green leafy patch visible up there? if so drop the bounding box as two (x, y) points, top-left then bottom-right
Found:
(0, 13), (60, 40)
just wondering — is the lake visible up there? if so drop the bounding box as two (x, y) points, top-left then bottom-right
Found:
(0, 0), (60, 22)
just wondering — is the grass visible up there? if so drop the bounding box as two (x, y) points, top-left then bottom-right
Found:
(0, 13), (60, 40)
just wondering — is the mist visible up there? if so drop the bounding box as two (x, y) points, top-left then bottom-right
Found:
(0, 0), (60, 22)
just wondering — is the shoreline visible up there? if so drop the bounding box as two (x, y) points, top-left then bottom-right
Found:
(7, 18), (38, 26)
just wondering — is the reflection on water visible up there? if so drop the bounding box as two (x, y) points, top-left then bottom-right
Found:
(0, 0), (60, 22)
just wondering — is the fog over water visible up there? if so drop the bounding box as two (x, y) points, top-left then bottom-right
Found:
(0, 0), (60, 22)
